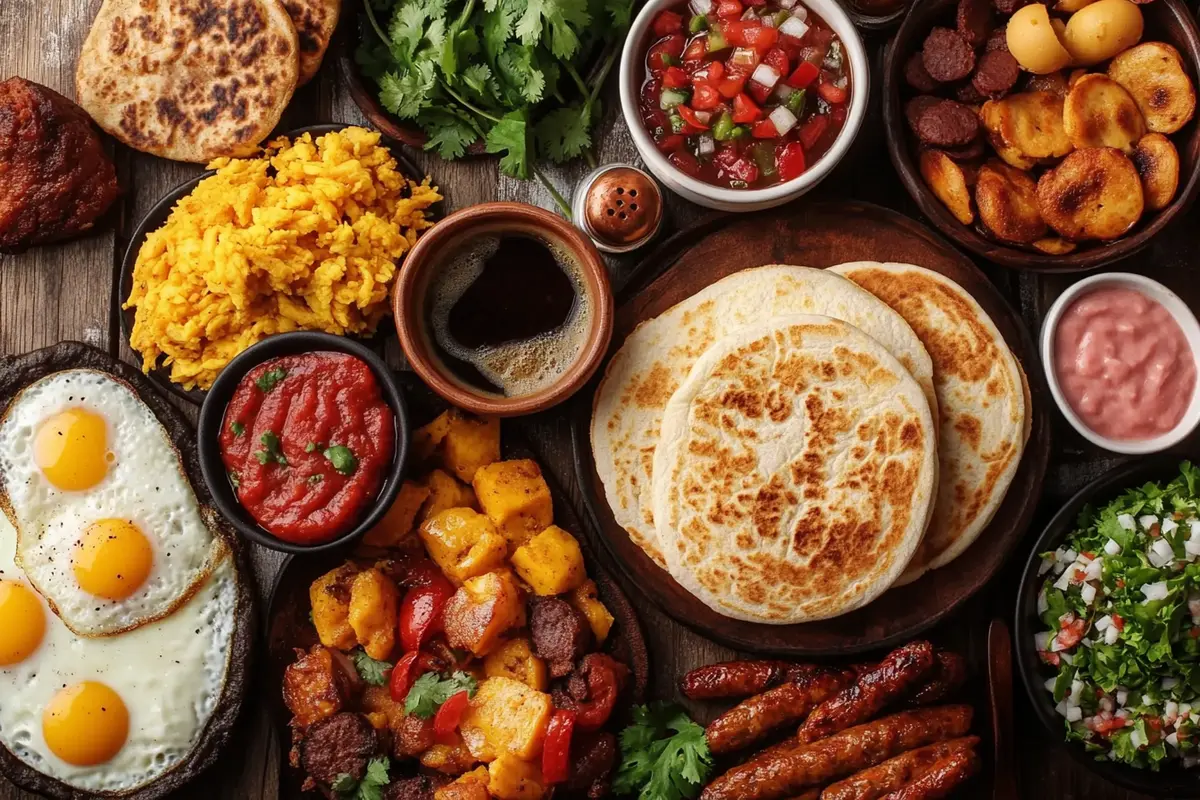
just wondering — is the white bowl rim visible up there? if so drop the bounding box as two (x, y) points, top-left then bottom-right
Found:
(1039, 272), (1200, 455)
(617, 0), (870, 206)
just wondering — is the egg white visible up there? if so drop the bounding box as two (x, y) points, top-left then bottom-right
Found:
(0, 514), (238, 793)
(0, 369), (225, 636)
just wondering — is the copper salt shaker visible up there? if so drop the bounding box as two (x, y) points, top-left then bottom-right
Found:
(572, 165), (663, 254)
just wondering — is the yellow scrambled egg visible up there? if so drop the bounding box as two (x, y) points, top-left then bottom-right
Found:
(124, 126), (441, 390)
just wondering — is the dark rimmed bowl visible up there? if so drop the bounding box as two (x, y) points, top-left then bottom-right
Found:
(884, 0), (1200, 272)
(1015, 455), (1200, 796)
(119, 123), (431, 405)
(197, 331), (409, 554)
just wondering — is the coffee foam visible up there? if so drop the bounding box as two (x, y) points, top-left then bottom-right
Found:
(429, 235), (593, 397)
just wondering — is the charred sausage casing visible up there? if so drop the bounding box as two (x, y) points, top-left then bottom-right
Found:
(820, 736), (980, 800)
(706, 669), (852, 755)
(908, 651), (968, 707)
(680, 660), (816, 700)
(878, 746), (982, 800)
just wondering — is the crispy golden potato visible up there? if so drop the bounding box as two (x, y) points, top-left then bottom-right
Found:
(985, 131), (1040, 170)
(473, 459), (554, 550)
(420, 508), (509, 585)
(570, 579), (615, 644)
(1068, 69), (1089, 89)
(310, 563), (358, 650)
(1132, 132), (1181, 211)
(1064, 74), (1146, 153)
(282, 645), (353, 728)
(362, 480), (430, 547)
(436, 767), (491, 800)
(975, 161), (1048, 244)
(484, 637), (548, 691)
(1108, 42), (1197, 134)
(423, 733), (480, 775)
(460, 677), (553, 762)
(919, 149), (974, 225)
(488, 756), (546, 800)
(1037, 147), (1145, 240)
(1007, 4), (1073, 74)
(993, 91), (1073, 160)
(348, 567), (400, 660)
(1024, 71), (1069, 98)
(1032, 237), (1078, 254)
(444, 570), (527, 657)
(1062, 0), (1144, 66)
(511, 525), (587, 596)
(421, 468), (480, 523)
(442, 412), (501, 483)
(414, 410), (455, 464)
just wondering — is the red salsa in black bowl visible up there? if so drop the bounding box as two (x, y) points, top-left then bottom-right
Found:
(637, 0), (853, 189)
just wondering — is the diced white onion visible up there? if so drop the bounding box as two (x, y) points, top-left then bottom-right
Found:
(1067, 706), (1083, 722)
(1085, 557), (1103, 581)
(1064, 548), (1079, 563)
(1045, 677), (1058, 692)
(751, 63), (781, 90)
(730, 48), (758, 68)
(1055, 547), (1071, 563)
(1185, 535), (1200, 559)
(1100, 697), (1115, 713)
(1061, 651), (1075, 665)
(833, 74), (848, 89)
(693, 110), (712, 124)
(1144, 694), (1156, 707)
(1071, 679), (1084, 698)
(778, 0), (798, 7)
(1167, 700), (1180, 722)
(1151, 538), (1176, 567)
(1164, 518), (1180, 535)
(697, 134), (715, 156)
(1081, 583), (1097, 605)
(1168, 732), (1180, 748)
(1117, 690), (1129, 706)
(1096, 615), (1113, 632)
(761, 11), (779, 26)
(1131, 729), (1146, 749)
(1105, 538), (1122, 556)
(791, 4), (808, 20)
(1039, 556), (1054, 576)
(1116, 707), (1131, 719)
(1105, 625), (1121, 645)
(1050, 636), (1066, 652)
(1053, 570), (1072, 591)
(1119, 514), (1136, 531)
(768, 105), (798, 135)
(1038, 591), (1049, 614)
(1181, 703), (1193, 716)
(1055, 700), (1070, 718)
(1143, 581), (1170, 602)
(1191, 519), (1200, 536)
(1034, 631), (1051, 652)
(690, 0), (713, 13)
(779, 15), (810, 39)
(1141, 514), (1161, 531)
(774, 83), (797, 100)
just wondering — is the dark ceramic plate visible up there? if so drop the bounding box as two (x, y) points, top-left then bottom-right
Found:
(264, 373), (649, 797)
(196, 331), (410, 555)
(118, 123), (430, 405)
(1015, 455), (1200, 797)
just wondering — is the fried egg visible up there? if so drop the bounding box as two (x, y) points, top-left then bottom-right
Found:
(0, 514), (238, 793)
(0, 370), (225, 636)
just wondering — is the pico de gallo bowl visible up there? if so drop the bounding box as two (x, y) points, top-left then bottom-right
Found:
(633, 0), (856, 193)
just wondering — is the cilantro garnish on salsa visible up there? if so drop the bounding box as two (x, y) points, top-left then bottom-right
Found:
(1036, 461), (1200, 770)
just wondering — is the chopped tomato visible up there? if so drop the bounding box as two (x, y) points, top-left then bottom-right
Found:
(648, 35), (686, 74)
(657, 134), (687, 153)
(399, 571), (455, 652)
(722, 20), (752, 48)
(691, 83), (722, 109)
(798, 114), (828, 149)
(1190, 626), (1200, 638)
(1089, 715), (1128, 736)
(745, 0), (768, 5)
(1149, 522), (1162, 537)
(542, 710), (577, 785)
(683, 37), (708, 62)
(776, 141), (806, 181)
(817, 78), (847, 104)
(718, 76), (748, 98)
(1111, 613), (1125, 632)
(678, 106), (711, 130)
(787, 61), (819, 88)
(1039, 650), (1061, 667)
(433, 690), (471, 739)
(669, 149), (703, 178)
(692, 61), (725, 85)
(732, 92), (762, 122)
(1116, 579), (1126, 589)
(747, 80), (774, 104)
(763, 47), (789, 76)
(716, 0), (744, 18)
(714, 148), (759, 183)
(742, 24), (780, 54)
(652, 10), (684, 37)
(663, 66), (690, 88)
(1055, 613), (1087, 650)
(751, 119), (778, 138)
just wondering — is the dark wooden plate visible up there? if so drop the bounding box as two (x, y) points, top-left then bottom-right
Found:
(570, 200), (1051, 656)
(266, 374), (649, 798)
(883, 0), (1200, 272)
(118, 124), (433, 405)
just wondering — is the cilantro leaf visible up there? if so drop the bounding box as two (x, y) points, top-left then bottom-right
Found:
(615, 704), (712, 800)
(350, 649), (393, 686)
(515, 0), (591, 59)
(332, 757), (390, 800)
(405, 671), (478, 719)
(331, 773), (358, 794)
(230, 420), (245, 437)
(536, 103), (593, 163)
(379, 61), (437, 119)
(485, 110), (532, 179)
(323, 445), (359, 476)
(255, 367), (287, 392)
(255, 430), (287, 466)
(421, 109), (480, 159)
(497, 46), (545, 104)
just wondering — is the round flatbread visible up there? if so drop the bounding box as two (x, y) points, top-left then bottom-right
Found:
(591, 265), (937, 568)
(283, 0), (341, 85)
(830, 262), (1029, 583)
(76, 0), (299, 163)
(652, 314), (938, 624)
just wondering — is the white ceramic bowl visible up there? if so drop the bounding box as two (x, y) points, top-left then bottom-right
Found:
(1040, 272), (1200, 455)
(618, 0), (869, 211)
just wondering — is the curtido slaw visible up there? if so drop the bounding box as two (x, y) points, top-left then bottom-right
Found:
(1036, 462), (1200, 770)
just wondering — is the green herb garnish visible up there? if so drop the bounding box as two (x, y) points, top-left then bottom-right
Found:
(350, 649), (393, 687)
(323, 444), (358, 476)
(614, 703), (712, 800)
(254, 431), (287, 466)
(332, 757), (389, 800)
(230, 421), (245, 437)
(308, 474), (324, 485)
(228, 470), (240, 489)
(405, 671), (478, 719)
(305, 441), (318, 453)
(255, 367), (287, 393)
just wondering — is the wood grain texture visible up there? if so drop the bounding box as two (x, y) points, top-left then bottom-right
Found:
(0, 0), (1171, 798)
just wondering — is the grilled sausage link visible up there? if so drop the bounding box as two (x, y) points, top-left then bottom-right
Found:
(784, 792), (822, 800)
(878, 747), (981, 800)
(797, 642), (936, 745)
(699, 705), (974, 800)
(681, 660), (814, 700)
(706, 669), (853, 755)
(908, 652), (967, 707)
(819, 737), (980, 800)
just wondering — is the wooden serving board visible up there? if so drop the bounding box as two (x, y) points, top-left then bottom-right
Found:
(571, 200), (1051, 656)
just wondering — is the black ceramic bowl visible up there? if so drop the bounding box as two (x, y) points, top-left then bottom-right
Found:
(1015, 455), (1200, 797)
(197, 331), (409, 554)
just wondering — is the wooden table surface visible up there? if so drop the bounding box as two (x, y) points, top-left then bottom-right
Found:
(3, 1), (1197, 798)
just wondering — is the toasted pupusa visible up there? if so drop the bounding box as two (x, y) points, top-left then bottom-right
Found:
(975, 161), (1047, 244)
(1032, 237), (1078, 254)
(1063, 74), (1146, 153)
(1108, 42), (1197, 134)
(1036, 147), (1144, 240)
(920, 150), (975, 225)
(1132, 132), (1181, 211)
(983, 92), (1073, 161)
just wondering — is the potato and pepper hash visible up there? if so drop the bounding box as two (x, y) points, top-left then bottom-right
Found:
(282, 409), (627, 800)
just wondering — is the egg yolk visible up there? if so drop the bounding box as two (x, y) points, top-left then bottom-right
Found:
(0, 580), (45, 665)
(43, 681), (129, 766)
(74, 519), (153, 601)
(34, 408), (111, 491)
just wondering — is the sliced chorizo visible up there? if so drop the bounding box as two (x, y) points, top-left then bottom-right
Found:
(911, 99), (981, 147)
(922, 28), (976, 83)
(905, 53), (941, 93)
(972, 50), (1020, 98)
(957, 0), (994, 48)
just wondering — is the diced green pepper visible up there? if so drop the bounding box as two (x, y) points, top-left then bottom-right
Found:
(711, 111), (736, 141)
(689, 14), (708, 33)
(669, 113), (687, 134)
(749, 142), (777, 176)
(730, 125), (750, 139)
(772, 10), (790, 26)
(661, 53), (680, 67)
(707, 25), (728, 52)
(786, 88), (807, 114)
(660, 88), (690, 111)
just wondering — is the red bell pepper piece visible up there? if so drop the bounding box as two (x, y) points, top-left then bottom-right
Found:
(433, 690), (471, 739)
(542, 710), (577, 785)
(389, 652), (427, 702)
(716, 0), (744, 19)
(798, 114), (828, 149)
(776, 141), (806, 181)
(398, 567), (455, 653)
(663, 66), (690, 89)
(751, 119), (778, 138)
(731, 92), (762, 123)
(691, 83), (722, 110)
(786, 61), (819, 88)
(652, 10), (684, 37)
(678, 105), (711, 130)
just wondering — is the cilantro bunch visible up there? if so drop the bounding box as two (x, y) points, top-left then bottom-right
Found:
(614, 703), (713, 800)
(358, 0), (633, 203)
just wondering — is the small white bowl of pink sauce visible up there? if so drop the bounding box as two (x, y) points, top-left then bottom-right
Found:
(1041, 273), (1200, 455)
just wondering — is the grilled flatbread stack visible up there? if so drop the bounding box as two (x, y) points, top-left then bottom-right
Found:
(76, 0), (339, 163)
(830, 262), (1030, 585)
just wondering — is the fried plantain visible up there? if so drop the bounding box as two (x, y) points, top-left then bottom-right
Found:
(1032, 237), (1078, 254)
(975, 160), (1048, 243)
(1063, 73), (1146, 153)
(1108, 42), (1197, 134)
(920, 149), (976, 225)
(1036, 147), (1144, 240)
(1131, 132), (1181, 211)
(1023, 71), (1070, 97)
(989, 91), (1074, 161)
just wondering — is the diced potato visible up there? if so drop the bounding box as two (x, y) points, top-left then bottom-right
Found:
(472, 460), (553, 549)
(362, 480), (431, 547)
(488, 756), (546, 800)
(510, 526), (586, 596)
(421, 468), (480, 523)
(420, 508), (509, 585)
(422, 731), (480, 775)
(442, 412), (501, 483)
(348, 568), (400, 660)
(444, 570), (526, 657)
(414, 410), (455, 464)
(310, 563), (358, 650)
(282, 645), (352, 728)
(435, 767), (490, 800)
(483, 637), (548, 691)
(570, 579), (615, 644)
(460, 677), (553, 762)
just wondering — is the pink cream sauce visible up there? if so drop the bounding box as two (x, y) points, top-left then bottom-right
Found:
(1054, 287), (1196, 441)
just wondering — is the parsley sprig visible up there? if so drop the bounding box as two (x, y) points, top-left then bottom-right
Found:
(254, 431), (287, 466)
(350, 649), (393, 686)
(614, 703), (713, 800)
(357, 0), (634, 215)
(332, 757), (389, 800)
(405, 670), (478, 718)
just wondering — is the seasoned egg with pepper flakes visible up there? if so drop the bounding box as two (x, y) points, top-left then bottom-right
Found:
(0, 369), (226, 636)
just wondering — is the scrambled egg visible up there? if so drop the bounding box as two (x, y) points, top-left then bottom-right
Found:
(125, 127), (441, 390)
